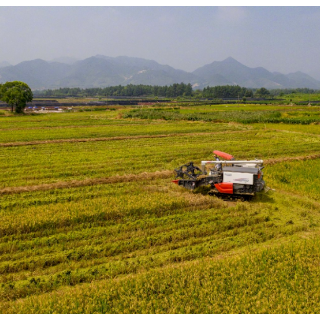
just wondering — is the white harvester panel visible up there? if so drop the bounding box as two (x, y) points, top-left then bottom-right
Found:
(223, 172), (254, 185)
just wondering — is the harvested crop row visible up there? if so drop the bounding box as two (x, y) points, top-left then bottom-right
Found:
(0, 189), (312, 302)
(2, 237), (319, 313)
(0, 223), (298, 302)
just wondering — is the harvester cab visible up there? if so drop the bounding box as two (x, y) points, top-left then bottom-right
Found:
(173, 150), (265, 198)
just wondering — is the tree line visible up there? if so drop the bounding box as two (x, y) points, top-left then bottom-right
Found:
(34, 83), (193, 98)
(5, 79), (320, 102)
(201, 85), (253, 99)
(34, 83), (262, 99)
(36, 83), (293, 99)
(269, 88), (320, 96)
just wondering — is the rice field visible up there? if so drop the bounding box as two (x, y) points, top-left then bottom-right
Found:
(1, 105), (320, 313)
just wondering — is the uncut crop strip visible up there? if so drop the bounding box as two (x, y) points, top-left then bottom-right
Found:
(0, 131), (268, 187)
(0, 123), (147, 132)
(265, 157), (320, 201)
(0, 130), (248, 148)
(254, 123), (320, 136)
(0, 119), (246, 143)
(1, 152), (320, 196)
(0, 111), (124, 129)
(2, 130), (320, 189)
(1, 131), (263, 187)
(124, 108), (320, 124)
(124, 109), (284, 123)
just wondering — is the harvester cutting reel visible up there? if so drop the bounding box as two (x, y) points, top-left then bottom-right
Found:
(173, 161), (219, 191)
(174, 162), (205, 180)
(172, 150), (266, 199)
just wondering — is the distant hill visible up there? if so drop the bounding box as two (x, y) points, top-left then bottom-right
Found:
(0, 61), (11, 68)
(56, 56), (199, 88)
(0, 59), (72, 89)
(193, 57), (320, 89)
(0, 55), (319, 90)
(51, 56), (78, 65)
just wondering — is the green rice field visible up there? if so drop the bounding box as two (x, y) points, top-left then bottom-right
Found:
(1, 104), (320, 313)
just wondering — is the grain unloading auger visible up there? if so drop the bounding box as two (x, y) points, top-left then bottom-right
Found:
(173, 150), (265, 199)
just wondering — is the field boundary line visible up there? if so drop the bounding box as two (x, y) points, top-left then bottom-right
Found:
(0, 130), (249, 147)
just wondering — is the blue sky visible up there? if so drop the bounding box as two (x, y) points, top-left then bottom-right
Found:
(1, 6), (320, 79)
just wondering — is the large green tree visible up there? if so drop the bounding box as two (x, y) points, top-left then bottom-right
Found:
(0, 81), (33, 113)
(255, 87), (270, 98)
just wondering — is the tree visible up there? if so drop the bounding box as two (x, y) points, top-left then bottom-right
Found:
(255, 87), (270, 98)
(0, 81), (33, 113)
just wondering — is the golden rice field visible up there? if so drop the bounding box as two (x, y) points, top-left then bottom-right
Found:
(1, 105), (320, 313)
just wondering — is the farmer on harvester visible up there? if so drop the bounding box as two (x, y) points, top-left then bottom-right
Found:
(214, 155), (222, 171)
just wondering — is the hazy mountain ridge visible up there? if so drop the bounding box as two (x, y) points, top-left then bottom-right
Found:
(0, 55), (319, 90)
(192, 57), (320, 89)
(51, 56), (78, 65)
(0, 61), (11, 68)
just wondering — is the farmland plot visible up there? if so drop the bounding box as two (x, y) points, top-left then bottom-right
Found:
(1, 107), (320, 313)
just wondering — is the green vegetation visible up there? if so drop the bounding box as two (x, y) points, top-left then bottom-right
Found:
(1, 104), (320, 313)
(124, 108), (282, 123)
(30, 84), (280, 100)
(32, 84), (320, 105)
(0, 81), (33, 113)
(124, 105), (320, 124)
(34, 83), (193, 98)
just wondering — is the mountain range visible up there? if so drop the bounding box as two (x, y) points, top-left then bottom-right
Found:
(0, 55), (319, 90)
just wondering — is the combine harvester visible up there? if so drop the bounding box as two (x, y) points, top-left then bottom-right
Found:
(173, 150), (265, 200)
